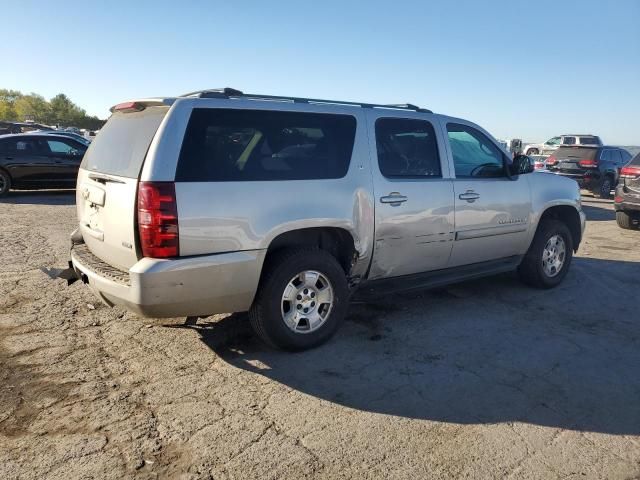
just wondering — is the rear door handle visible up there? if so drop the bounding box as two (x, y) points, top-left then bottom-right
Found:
(458, 191), (480, 202)
(380, 193), (408, 205)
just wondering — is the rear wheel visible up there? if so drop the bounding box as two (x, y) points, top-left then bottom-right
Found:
(616, 210), (638, 230)
(0, 170), (11, 197)
(249, 248), (349, 350)
(518, 219), (573, 289)
(594, 175), (613, 199)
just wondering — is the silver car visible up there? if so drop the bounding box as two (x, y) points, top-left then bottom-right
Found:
(68, 88), (586, 350)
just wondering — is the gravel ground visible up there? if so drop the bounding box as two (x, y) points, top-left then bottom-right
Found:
(1, 190), (639, 479)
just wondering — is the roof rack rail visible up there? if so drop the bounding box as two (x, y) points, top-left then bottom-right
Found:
(179, 88), (433, 113)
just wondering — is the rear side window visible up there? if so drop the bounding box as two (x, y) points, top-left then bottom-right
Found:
(375, 118), (441, 178)
(562, 136), (576, 145)
(176, 109), (356, 182)
(629, 152), (640, 166)
(81, 106), (168, 178)
(579, 136), (599, 145)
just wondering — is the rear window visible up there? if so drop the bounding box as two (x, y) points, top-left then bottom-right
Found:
(562, 136), (576, 145)
(176, 108), (356, 182)
(554, 146), (598, 160)
(629, 152), (640, 166)
(579, 136), (599, 145)
(80, 106), (168, 178)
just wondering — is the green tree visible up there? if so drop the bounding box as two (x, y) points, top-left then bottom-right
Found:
(14, 93), (50, 123)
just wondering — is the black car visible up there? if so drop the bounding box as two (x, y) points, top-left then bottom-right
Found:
(614, 152), (640, 229)
(0, 133), (87, 196)
(546, 145), (632, 198)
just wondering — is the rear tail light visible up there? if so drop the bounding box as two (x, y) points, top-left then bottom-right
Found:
(546, 155), (557, 166)
(614, 196), (624, 203)
(578, 159), (598, 168)
(620, 166), (640, 178)
(137, 182), (179, 258)
(534, 161), (545, 170)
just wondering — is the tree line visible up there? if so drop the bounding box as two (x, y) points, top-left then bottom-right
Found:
(0, 89), (105, 130)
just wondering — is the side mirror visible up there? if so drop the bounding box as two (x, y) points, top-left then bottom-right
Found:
(510, 154), (535, 176)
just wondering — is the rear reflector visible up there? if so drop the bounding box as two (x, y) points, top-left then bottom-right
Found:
(137, 182), (179, 258)
(578, 159), (598, 168)
(112, 101), (145, 113)
(620, 166), (640, 178)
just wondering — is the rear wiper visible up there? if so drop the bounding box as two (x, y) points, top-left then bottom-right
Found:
(88, 173), (125, 184)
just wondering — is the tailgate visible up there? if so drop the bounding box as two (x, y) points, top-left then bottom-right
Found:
(76, 105), (169, 270)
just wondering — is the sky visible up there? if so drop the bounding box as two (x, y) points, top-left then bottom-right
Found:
(2, 0), (639, 144)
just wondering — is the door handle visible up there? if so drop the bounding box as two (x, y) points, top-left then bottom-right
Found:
(380, 193), (408, 205)
(458, 190), (480, 202)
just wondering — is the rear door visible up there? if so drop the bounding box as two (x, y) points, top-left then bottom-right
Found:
(367, 113), (454, 279)
(77, 105), (169, 270)
(444, 122), (532, 267)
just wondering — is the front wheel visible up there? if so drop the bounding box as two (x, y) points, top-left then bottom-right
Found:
(518, 219), (573, 289)
(249, 248), (349, 350)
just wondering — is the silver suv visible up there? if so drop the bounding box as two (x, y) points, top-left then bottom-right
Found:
(68, 88), (586, 350)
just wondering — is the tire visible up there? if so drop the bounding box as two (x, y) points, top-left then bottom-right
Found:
(249, 248), (349, 350)
(518, 219), (573, 289)
(594, 175), (613, 199)
(0, 169), (11, 197)
(616, 210), (638, 230)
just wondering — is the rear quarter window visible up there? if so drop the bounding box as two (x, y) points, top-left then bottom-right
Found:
(176, 109), (357, 181)
(579, 136), (599, 145)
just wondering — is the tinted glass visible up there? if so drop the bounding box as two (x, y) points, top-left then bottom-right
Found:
(375, 118), (441, 178)
(621, 150), (632, 163)
(446, 123), (505, 178)
(3, 137), (40, 154)
(555, 146), (598, 160)
(45, 139), (79, 154)
(611, 150), (623, 164)
(546, 136), (561, 145)
(579, 136), (599, 145)
(81, 106), (168, 178)
(630, 153), (640, 166)
(562, 136), (576, 145)
(177, 109), (356, 182)
(600, 150), (611, 161)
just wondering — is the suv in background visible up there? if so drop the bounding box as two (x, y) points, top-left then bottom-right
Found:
(523, 135), (603, 156)
(546, 145), (632, 198)
(614, 152), (640, 229)
(65, 88), (585, 350)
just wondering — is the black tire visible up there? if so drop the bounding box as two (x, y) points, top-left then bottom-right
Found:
(518, 219), (573, 289)
(249, 248), (349, 351)
(616, 210), (638, 230)
(0, 169), (11, 197)
(594, 175), (613, 199)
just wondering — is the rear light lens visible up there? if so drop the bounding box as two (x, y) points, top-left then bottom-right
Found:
(112, 101), (145, 113)
(137, 182), (179, 258)
(614, 196), (624, 203)
(546, 155), (557, 166)
(620, 166), (640, 178)
(534, 161), (545, 170)
(578, 159), (598, 168)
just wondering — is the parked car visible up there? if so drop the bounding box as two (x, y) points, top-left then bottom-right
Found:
(546, 145), (632, 198)
(523, 134), (603, 156)
(0, 133), (87, 196)
(64, 88), (585, 350)
(530, 154), (548, 170)
(614, 152), (640, 229)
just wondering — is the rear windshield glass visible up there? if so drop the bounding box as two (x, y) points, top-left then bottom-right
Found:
(630, 152), (640, 166)
(554, 147), (598, 160)
(80, 106), (168, 178)
(579, 137), (599, 145)
(176, 108), (356, 182)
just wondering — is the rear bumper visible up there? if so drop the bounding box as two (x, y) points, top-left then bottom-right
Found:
(614, 186), (640, 212)
(70, 243), (266, 318)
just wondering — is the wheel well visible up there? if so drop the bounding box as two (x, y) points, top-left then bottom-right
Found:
(539, 206), (582, 251)
(265, 227), (357, 274)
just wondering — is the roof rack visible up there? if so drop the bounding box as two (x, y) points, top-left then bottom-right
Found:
(180, 88), (433, 114)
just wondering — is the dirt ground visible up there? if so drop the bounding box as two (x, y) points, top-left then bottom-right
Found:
(1, 190), (639, 480)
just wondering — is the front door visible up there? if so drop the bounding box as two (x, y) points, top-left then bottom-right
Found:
(368, 113), (455, 280)
(444, 122), (532, 268)
(40, 137), (86, 184)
